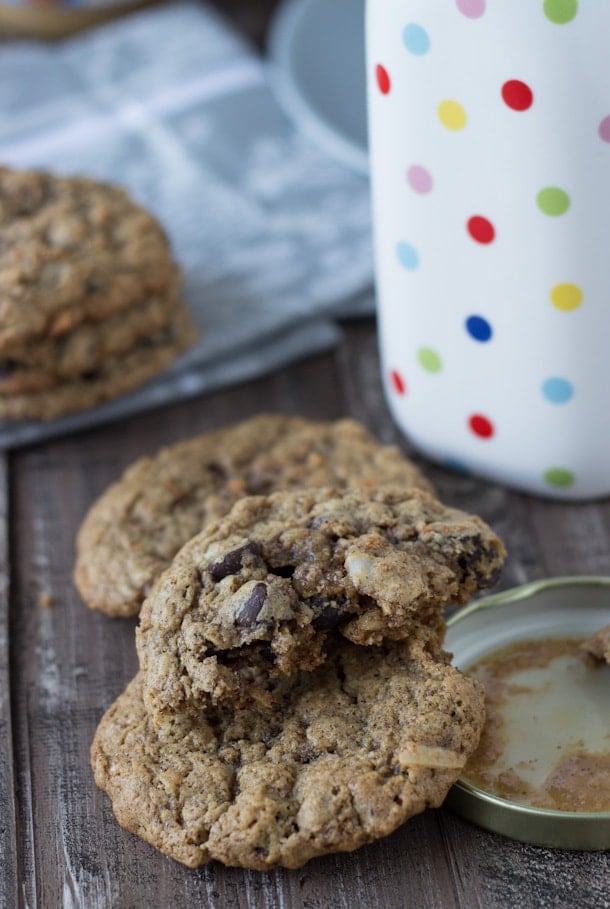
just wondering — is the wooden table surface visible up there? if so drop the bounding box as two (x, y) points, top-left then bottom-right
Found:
(3, 3), (610, 907)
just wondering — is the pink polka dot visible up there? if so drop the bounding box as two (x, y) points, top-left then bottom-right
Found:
(599, 115), (610, 143)
(456, 0), (486, 18)
(407, 165), (433, 194)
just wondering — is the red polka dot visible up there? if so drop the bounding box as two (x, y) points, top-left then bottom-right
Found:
(501, 80), (533, 111)
(467, 216), (495, 244)
(469, 414), (494, 439)
(390, 370), (406, 395)
(376, 64), (391, 95)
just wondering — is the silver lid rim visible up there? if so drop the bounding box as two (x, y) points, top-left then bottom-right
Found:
(447, 575), (610, 850)
(448, 575), (610, 624)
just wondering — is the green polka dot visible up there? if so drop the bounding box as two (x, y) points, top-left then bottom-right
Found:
(418, 348), (442, 373)
(537, 187), (570, 216)
(543, 0), (578, 24)
(544, 467), (575, 488)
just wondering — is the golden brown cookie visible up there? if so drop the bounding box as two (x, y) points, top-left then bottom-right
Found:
(0, 165), (178, 349)
(0, 272), (182, 394)
(136, 485), (505, 715)
(0, 302), (196, 420)
(74, 415), (433, 619)
(91, 635), (485, 869)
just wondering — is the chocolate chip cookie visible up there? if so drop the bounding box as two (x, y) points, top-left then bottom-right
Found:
(137, 485), (505, 715)
(0, 302), (196, 419)
(0, 166), (178, 349)
(0, 272), (182, 395)
(91, 634), (485, 869)
(74, 415), (433, 618)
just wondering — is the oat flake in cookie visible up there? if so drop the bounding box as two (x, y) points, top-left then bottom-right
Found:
(74, 415), (433, 619)
(91, 636), (485, 869)
(136, 485), (505, 714)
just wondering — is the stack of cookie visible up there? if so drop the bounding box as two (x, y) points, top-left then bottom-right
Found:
(0, 166), (196, 420)
(76, 415), (506, 869)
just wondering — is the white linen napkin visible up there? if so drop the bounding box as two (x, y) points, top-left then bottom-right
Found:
(0, 0), (373, 447)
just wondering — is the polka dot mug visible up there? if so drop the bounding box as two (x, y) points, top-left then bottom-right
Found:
(367, 0), (610, 499)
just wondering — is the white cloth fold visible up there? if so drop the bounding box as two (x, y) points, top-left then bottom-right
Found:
(0, 0), (373, 448)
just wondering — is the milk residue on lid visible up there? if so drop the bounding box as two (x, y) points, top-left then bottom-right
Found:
(463, 636), (610, 813)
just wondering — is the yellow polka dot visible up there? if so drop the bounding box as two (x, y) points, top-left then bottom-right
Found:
(438, 100), (467, 131)
(550, 283), (583, 311)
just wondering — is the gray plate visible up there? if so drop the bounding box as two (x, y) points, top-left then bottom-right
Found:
(267, 0), (368, 174)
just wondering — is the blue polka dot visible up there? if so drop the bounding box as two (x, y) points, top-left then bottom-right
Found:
(402, 23), (430, 56)
(396, 242), (420, 270)
(465, 315), (493, 342)
(542, 377), (574, 404)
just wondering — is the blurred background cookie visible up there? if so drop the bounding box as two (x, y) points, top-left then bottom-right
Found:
(0, 165), (196, 418)
(74, 415), (433, 618)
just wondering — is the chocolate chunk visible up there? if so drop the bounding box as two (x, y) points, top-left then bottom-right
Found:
(256, 641), (275, 662)
(456, 536), (499, 584)
(81, 369), (100, 382)
(309, 596), (353, 630)
(271, 565), (295, 578)
(235, 583), (267, 627)
(206, 462), (227, 481)
(208, 640), (275, 665)
(85, 275), (106, 293)
(0, 360), (18, 380)
(208, 542), (262, 581)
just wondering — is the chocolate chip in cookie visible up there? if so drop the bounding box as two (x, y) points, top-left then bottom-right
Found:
(136, 485), (505, 715)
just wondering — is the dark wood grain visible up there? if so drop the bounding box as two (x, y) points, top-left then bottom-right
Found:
(4, 0), (610, 904)
(0, 455), (18, 909)
(7, 320), (610, 908)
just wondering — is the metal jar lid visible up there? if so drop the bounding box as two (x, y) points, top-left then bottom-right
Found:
(445, 576), (610, 850)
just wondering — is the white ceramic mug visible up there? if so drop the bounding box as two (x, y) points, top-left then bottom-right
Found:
(367, 0), (610, 499)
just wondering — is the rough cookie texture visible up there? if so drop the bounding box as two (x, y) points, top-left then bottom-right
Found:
(74, 416), (433, 618)
(137, 485), (505, 714)
(91, 636), (485, 869)
(0, 166), (178, 349)
(582, 624), (610, 664)
(0, 273), (182, 394)
(0, 302), (196, 420)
